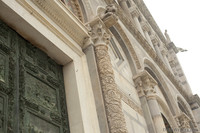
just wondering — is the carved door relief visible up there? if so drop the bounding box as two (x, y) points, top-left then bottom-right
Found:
(0, 19), (70, 133)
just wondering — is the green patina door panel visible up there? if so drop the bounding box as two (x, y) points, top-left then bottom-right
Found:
(0, 19), (70, 133)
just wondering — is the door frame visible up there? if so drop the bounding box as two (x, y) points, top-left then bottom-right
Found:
(0, 1), (100, 133)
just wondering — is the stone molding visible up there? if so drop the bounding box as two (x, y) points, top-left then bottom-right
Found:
(87, 19), (128, 133)
(16, 0), (89, 56)
(68, 0), (84, 22)
(120, 92), (143, 116)
(114, 23), (142, 69)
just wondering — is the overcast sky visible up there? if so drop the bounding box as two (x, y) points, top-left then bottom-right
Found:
(143, 0), (200, 96)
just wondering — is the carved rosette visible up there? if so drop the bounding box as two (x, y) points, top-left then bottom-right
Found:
(88, 20), (128, 133)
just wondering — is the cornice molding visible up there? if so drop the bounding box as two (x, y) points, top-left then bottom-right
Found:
(16, 0), (89, 56)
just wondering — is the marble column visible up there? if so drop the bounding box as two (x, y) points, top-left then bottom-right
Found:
(131, 9), (145, 37)
(134, 75), (157, 133)
(141, 22), (154, 49)
(134, 71), (166, 133)
(175, 113), (192, 133)
(88, 20), (128, 133)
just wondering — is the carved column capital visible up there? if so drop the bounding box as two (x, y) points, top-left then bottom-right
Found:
(133, 70), (157, 98)
(175, 113), (192, 131)
(87, 21), (110, 47)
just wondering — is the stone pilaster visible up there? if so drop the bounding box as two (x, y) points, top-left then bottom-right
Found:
(87, 19), (128, 133)
(175, 113), (192, 133)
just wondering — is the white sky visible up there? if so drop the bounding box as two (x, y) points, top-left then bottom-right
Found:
(143, 0), (200, 96)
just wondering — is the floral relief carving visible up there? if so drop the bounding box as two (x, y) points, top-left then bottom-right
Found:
(88, 21), (128, 133)
(175, 113), (192, 132)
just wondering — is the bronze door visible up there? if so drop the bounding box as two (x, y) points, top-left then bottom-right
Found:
(0, 19), (70, 133)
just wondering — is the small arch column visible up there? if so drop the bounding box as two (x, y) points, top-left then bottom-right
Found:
(134, 71), (166, 133)
(141, 22), (154, 49)
(131, 8), (145, 37)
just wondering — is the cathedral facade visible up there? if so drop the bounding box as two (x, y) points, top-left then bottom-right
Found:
(0, 0), (200, 133)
